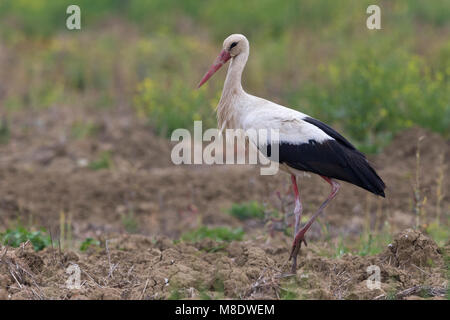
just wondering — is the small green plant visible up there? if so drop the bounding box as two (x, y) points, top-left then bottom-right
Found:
(386, 288), (398, 300)
(357, 233), (373, 257)
(212, 277), (225, 293)
(121, 211), (139, 233)
(168, 289), (183, 300)
(357, 231), (392, 257)
(181, 226), (244, 243)
(280, 288), (298, 300)
(332, 225), (392, 258)
(71, 121), (99, 140)
(1, 226), (51, 251)
(426, 221), (450, 247)
(334, 237), (350, 258)
(0, 119), (10, 144)
(228, 201), (265, 221)
(198, 290), (212, 300)
(79, 238), (101, 251)
(88, 151), (112, 170)
(279, 277), (299, 300)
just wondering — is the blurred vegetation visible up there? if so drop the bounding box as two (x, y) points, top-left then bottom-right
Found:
(426, 220), (450, 247)
(70, 120), (99, 140)
(0, 119), (10, 144)
(228, 201), (266, 221)
(120, 210), (139, 233)
(88, 151), (112, 170)
(1, 226), (51, 251)
(181, 226), (244, 243)
(333, 230), (393, 258)
(79, 237), (101, 251)
(0, 0), (449, 152)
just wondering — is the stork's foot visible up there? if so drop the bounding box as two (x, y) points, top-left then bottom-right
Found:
(289, 229), (308, 260)
(289, 230), (308, 273)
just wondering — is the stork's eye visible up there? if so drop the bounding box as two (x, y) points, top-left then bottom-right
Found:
(229, 42), (238, 50)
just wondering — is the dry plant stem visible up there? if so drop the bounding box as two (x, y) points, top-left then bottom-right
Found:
(60, 211), (65, 250)
(140, 278), (149, 300)
(435, 153), (445, 223)
(374, 285), (447, 300)
(105, 240), (119, 279)
(413, 136), (425, 229)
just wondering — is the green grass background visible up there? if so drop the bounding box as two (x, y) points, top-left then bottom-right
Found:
(0, 0), (448, 152)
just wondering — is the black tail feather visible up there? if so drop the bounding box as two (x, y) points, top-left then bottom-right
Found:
(269, 140), (386, 197)
(345, 149), (386, 197)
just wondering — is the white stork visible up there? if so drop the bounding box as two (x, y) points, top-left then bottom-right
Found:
(198, 34), (386, 273)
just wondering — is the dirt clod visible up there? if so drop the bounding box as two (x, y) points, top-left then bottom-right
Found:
(383, 228), (443, 270)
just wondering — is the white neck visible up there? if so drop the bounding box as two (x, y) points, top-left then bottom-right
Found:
(217, 52), (248, 130)
(223, 52), (248, 94)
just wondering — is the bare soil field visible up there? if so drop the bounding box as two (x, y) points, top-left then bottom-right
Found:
(0, 106), (448, 300)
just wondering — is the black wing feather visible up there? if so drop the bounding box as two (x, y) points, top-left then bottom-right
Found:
(303, 117), (364, 156)
(262, 118), (386, 197)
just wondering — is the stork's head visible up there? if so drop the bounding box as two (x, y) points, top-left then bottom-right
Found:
(197, 34), (249, 88)
(222, 34), (249, 58)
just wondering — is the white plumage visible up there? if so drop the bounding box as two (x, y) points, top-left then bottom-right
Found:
(240, 98), (334, 144)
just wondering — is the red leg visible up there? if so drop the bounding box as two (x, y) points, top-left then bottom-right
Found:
(289, 176), (340, 273)
(290, 175), (303, 273)
(291, 175), (303, 235)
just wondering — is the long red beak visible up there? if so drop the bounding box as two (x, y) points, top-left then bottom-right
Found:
(197, 49), (231, 88)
